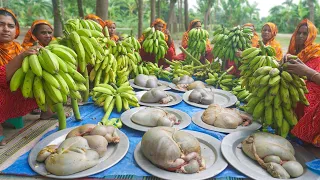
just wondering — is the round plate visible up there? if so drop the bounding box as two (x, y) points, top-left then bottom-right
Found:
(221, 131), (319, 180)
(183, 88), (237, 108)
(120, 106), (191, 132)
(28, 126), (129, 179)
(129, 79), (171, 91)
(168, 83), (214, 92)
(136, 91), (182, 107)
(134, 130), (228, 180)
(192, 110), (262, 133)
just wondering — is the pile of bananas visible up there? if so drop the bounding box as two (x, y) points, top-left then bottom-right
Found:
(238, 41), (279, 92)
(143, 62), (172, 81)
(184, 28), (209, 64)
(142, 27), (168, 63)
(192, 61), (221, 80)
(92, 82), (139, 122)
(99, 117), (123, 129)
(244, 66), (309, 138)
(231, 82), (251, 102)
(10, 45), (87, 129)
(212, 25), (253, 65)
(89, 53), (117, 86)
(64, 18), (103, 34)
(205, 66), (236, 91)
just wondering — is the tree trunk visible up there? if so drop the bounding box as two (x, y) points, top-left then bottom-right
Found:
(157, 0), (161, 18)
(184, 0), (189, 31)
(52, 0), (63, 37)
(96, 0), (108, 20)
(204, 0), (213, 29)
(308, 0), (314, 23)
(138, 0), (143, 38)
(179, 0), (183, 32)
(167, 0), (177, 31)
(77, 0), (84, 18)
(150, 0), (156, 25)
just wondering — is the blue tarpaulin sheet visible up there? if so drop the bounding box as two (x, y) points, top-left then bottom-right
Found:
(2, 92), (252, 178)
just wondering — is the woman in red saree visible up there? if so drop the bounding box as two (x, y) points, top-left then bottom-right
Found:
(173, 19), (213, 63)
(285, 19), (320, 147)
(138, 18), (176, 68)
(21, 20), (54, 49)
(0, 8), (45, 143)
(84, 14), (105, 28)
(105, 20), (119, 42)
(260, 22), (283, 60)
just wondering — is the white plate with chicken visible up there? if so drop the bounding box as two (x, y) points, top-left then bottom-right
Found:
(120, 106), (191, 132)
(135, 89), (182, 107)
(192, 104), (261, 133)
(129, 79), (171, 91)
(183, 88), (237, 108)
(28, 125), (129, 179)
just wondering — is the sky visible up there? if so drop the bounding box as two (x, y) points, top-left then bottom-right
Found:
(189, 0), (300, 18)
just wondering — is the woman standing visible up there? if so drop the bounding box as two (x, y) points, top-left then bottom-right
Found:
(260, 22), (283, 60)
(105, 20), (119, 42)
(22, 20), (54, 49)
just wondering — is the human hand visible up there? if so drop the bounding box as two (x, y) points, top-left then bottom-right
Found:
(286, 59), (316, 78)
(163, 29), (170, 36)
(235, 50), (242, 58)
(281, 54), (298, 65)
(23, 46), (40, 57)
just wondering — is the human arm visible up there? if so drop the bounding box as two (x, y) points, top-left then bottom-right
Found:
(5, 47), (38, 81)
(286, 59), (320, 85)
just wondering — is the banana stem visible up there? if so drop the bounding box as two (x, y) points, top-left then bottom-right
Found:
(179, 47), (202, 66)
(258, 40), (266, 55)
(71, 98), (81, 121)
(82, 68), (89, 102)
(164, 58), (175, 65)
(53, 103), (66, 130)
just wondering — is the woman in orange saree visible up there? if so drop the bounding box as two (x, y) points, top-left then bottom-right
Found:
(173, 19), (213, 63)
(0, 8), (43, 144)
(84, 14), (105, 28)
(21, 20), (54, 49)
(105, 20), (119, 42)
(138, 18), (176, 68)
(260, 22), (283, 60)
(285, 19), (320, 147)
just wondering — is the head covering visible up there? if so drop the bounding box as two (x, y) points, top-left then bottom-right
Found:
(21, 20), (54, 49)
(187, 19), (201, 32)
(260, 22), (282, 60)
(288, 19), (320, 63)
(84, 14), (105, 28)
(0, 8), (23, 66)
(0, 8), (20, 39)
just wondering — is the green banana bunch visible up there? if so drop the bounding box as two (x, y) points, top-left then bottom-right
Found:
(143, 62), (172, 81)
(184, 28), (209, 64)
(243, 63), (309, 138)
(231, 81), (251, 102)
(92, 82), (139, 122)
(205, 66), (236, 91)
(142, 28), (168, 63)
(123, 36), (141, 51)
(98, 117), (123, 129)
(212, 25), (253, 66)
(10, 46), (87, 129)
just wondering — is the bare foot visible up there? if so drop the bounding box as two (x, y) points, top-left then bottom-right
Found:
(40, 109), (55, 120)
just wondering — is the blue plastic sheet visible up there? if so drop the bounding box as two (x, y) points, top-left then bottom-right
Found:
(3, 94), (246, 178)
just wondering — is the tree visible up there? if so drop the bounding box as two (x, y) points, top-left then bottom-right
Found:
(52, 0), (63, 37)
(138, 0), (143, 38)
(150, 0), (156, 25)
(308, 0), (315, 23)
(204, 0), (214, 29)
(96, 0), (108, 20)
(157, 0), (161, 18)
(184, 0), (189, 31)
(77, 0), (84, 18)
(167, 0), (177, 31)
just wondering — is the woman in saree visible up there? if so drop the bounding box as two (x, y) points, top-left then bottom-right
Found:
(260, 22), (283, 60)
(84, 14), (105, 28)
(173, 19), (213, 63)
(21, 20), (54, 49)
(138, 18), (176, 68)
(0, 8), (55, 144)
(105, 20), (119, 42)
(285, 19), (320, 147)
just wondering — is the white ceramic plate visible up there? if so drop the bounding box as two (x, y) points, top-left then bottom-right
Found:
(136, 91), (182, 107)
(120, 106), (191, 132)
(183, 88), (237, 108)
(129, 79), (171, 91)
(192, 110), (262, 134)
(134, 130), (228, 180)
(28, 126), (129, 179)
(221, 131), (320, 180)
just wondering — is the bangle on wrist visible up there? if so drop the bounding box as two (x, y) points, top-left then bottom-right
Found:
(310, 72), (320, 82)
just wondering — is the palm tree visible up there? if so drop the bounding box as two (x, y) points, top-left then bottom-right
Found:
(204, 0), (214, 29)
(96, 0), (108, 20)
(184, 0), (189, 31)
(307, 0), (315, 23)
(150, 0), (156, 25)
(77, 0), (84, 18)
(157, 0), (161, 18)
(52, 0), (63, 37)
(167, 0), (177, 31)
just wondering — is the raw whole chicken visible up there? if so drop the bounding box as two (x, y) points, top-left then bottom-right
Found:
(134, 74), (158, 88)
(131, 107), (180, 127)
(242, 132), (304, 179)
(202, 104), (252, 128)
(36, 124), (120, 176)
(141, 127), (205, 174)
(188, 88), (214, 105)
(140, 89), (173, 104)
